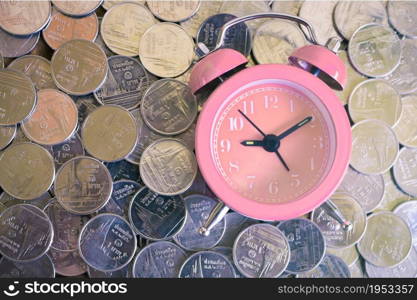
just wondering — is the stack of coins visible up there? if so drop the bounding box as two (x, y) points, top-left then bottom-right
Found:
(0, 0), (416, 278)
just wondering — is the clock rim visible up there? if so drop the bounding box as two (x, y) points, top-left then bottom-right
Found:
(195, 64), (351, 221)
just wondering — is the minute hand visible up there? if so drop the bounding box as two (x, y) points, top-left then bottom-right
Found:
(276, 116), (312, 140)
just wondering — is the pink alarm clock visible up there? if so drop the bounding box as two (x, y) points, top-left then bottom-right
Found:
(189, 13), (351, 235)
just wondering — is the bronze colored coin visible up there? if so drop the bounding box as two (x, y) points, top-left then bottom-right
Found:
(0, 28), (40, 58)
(0, 69), (37, 126)
(0, 124), (17, 151)
(51, 39), (108, 96)
(0, 1), (51, 35)
(147, 0), (200, 22)
(22, 89), (78, 146)
(102, 0), (145, 10)
(8, 55), (56, 90)
(52, 0), (103, 17)
(0, 142), (55, 200)
(82, 105), (138, 162)
(139, 23), (194, 78)
(101, 2), (156, 57)
(43, 11), (99, 50)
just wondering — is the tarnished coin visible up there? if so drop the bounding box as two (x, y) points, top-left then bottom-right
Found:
(374, 171), (412, 212)
(278, 219), (325, 274)
(94, 56), (150, 110)
(21, 89), (78, 145)
(102, 0), (145, 10)
(179, 251), (235, 278)
(88, 263), (131, 278)
(52, 0), (103, 17)
(394, 200), (417, 247)
(99, 180), (141, 218)
(334, 1), (388, 40)
(253, 19), (306, 64)
(139, 23), (195, 78)
(78, 213), (137, 272)
(348, 24), (401, 78)
(8, 55), (55, 90)
(180, 0), (222, 38)
(0, 125), (16, 151)
(43, 11), (99, 50)
(0, 1), (51, 36)
(385, 39), (417, 95)
(358, 211), (412, 267)
(196, 13), (252, 57)
(0, 204), (53, 262)
(350, 119), (399, 175)
(336, 167), (385, 213)
(0, 69), (37, 126)
(0, 143), (54, 200)
(54, 156), (113, 215)
(49, 248), (87, 277)
(51, 39), (108, 96)
(101, 2), (156, 57)
(348, 79), (402, 127)
(233, 223), (290, 278)
(105, 159), (140, 182)
(129, 187), (186, 240)
(140, 138), (197, 195)
(173, 195), (225, 251)
(393, 147), (417, 197)
(147, 0), (200, 22)
(272, 0), (303, 15)
(366, 247), (417, 278)
(0, 28), (39, 58)
(298, 1), (340, 46)
(44, 133), (85, 170)
(44, 200), (89, 251)
(0, 255), (55, 278)
(298, 254), (351, 278)
(82, 105), (138, 162)
(387, 1), (417, 39)
(218, 212), (257, 248)
(133, 241), (187, 278)
(327, 245), (360, 267)
(141, 79), (197, 136)
(73, 94), (99, 128)
(312, 195), (367, 249)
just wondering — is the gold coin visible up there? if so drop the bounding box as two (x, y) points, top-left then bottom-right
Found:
(0, 69), (37, 126)
(52, 0), (103, 17)
(8, 55), (56, 90)
(0, 125), (16, 151)
(147, 0), (201, 22)
(82, 105), (138, 162)
(0, 142), (55, 200)
(393, 94), (417, 148)
(0, 1), (51, 35)
(180, 0), (222, 38)
(102, 0), (145, 10)
(139, 23), (194, 78)
(51, 39), (108, 96)
(22, 89), (78, 146)
(101, 2), (156, 57)
(272, 0), (303, 15)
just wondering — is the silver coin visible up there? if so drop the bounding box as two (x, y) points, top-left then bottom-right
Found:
(348, 79), (402, 127)
(94, 56), (150, 110)
(336, 167), (385, 213)
(366, 247), (417, 278)
(0, 28), (39, 58)
(349, 259), (365, 278)
(78, 213), (137, 272)
(393, 94), (417, 148)
(374, 170), (412, 212)
(179, 251), (235, 278)
(233, 223), (290, 278)
(72, 94), (100, 131)
(327, 245), (360, 267)
(54, 156), (113, 215)
(49, 248), (87, 277)
(0, 255), (55, 278)
(348, 23), (402, 78)
(394, 200), (417, 248)
(44, 200), (89, 252)
(312, 195), (367, 249)
(140, 138), (197, 196)
(218, 212), (257, 248)
(141, 79), (197, 136)
(298, 254), (351, 278)
(211, 246), (246, 278)
(105, 159), (140, 182)
(128, 186), (186, 240)
(385, 39), (417, 95)
(0, 124), (17, 151)
(278, 218), (326, 274)
(44, 133), (85, 170)
(393, 147), (417, 197)
(0, 204), (53, 262)
(173, 194), (225, 251)
(88, 262), (132, 278)
(133, 241), (187, 278)
(0, 191), (52, 212)
(387, 1), (417, 39)
(99, 180), (141, 219)
(358, 211), (412, 267)
(182, 168), (216, 198)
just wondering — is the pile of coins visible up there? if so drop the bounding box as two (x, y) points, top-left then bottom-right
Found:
(0, 0), (417, 278)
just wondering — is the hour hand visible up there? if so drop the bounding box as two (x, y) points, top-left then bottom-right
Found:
(241, 140), (264, 146)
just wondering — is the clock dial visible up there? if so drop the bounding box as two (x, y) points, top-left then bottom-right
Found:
(211, 80), (337, 204)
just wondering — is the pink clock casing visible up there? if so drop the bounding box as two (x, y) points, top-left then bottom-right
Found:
(195, 64), (352, 221)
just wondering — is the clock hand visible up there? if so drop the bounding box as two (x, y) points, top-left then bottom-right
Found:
(275, 116), (313, 140)
(240, 140), (264, 146)
(275, 151), (290, 172)
(238, 109), (266, 137)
